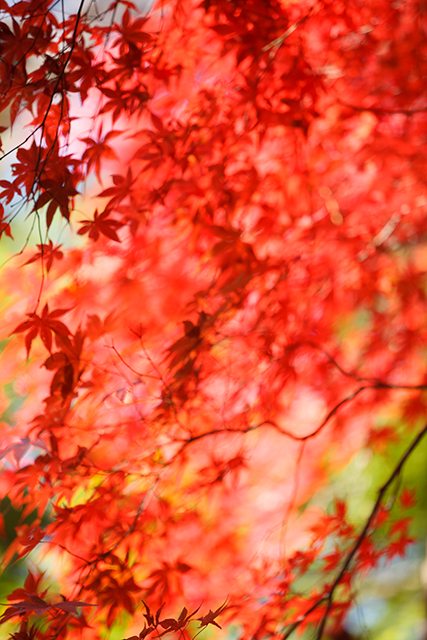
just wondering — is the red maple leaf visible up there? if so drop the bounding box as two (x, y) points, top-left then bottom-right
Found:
(197, 600), (229, 630)
(81, 127), (122, 181)
(11, 303), (71, 357)
(24, 240), (63, 273)
(78, 208), (124, 242)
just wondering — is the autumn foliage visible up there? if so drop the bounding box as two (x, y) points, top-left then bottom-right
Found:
(0, 0), (427, 638)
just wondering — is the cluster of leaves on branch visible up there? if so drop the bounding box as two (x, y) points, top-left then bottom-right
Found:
(0, 0), (427, 638)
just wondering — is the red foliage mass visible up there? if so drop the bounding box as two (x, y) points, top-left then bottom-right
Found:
(0, 0), (426, 638)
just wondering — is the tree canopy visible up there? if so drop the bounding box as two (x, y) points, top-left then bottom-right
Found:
(0, 0), (427, 639)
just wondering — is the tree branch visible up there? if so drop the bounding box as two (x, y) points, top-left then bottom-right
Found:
(312, 421), (427, 639)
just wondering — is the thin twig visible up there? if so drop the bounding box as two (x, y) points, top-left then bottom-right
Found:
(261, 6), (314, 53)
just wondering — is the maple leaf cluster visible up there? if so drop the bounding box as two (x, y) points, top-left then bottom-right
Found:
(0, 0), (427, 639)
